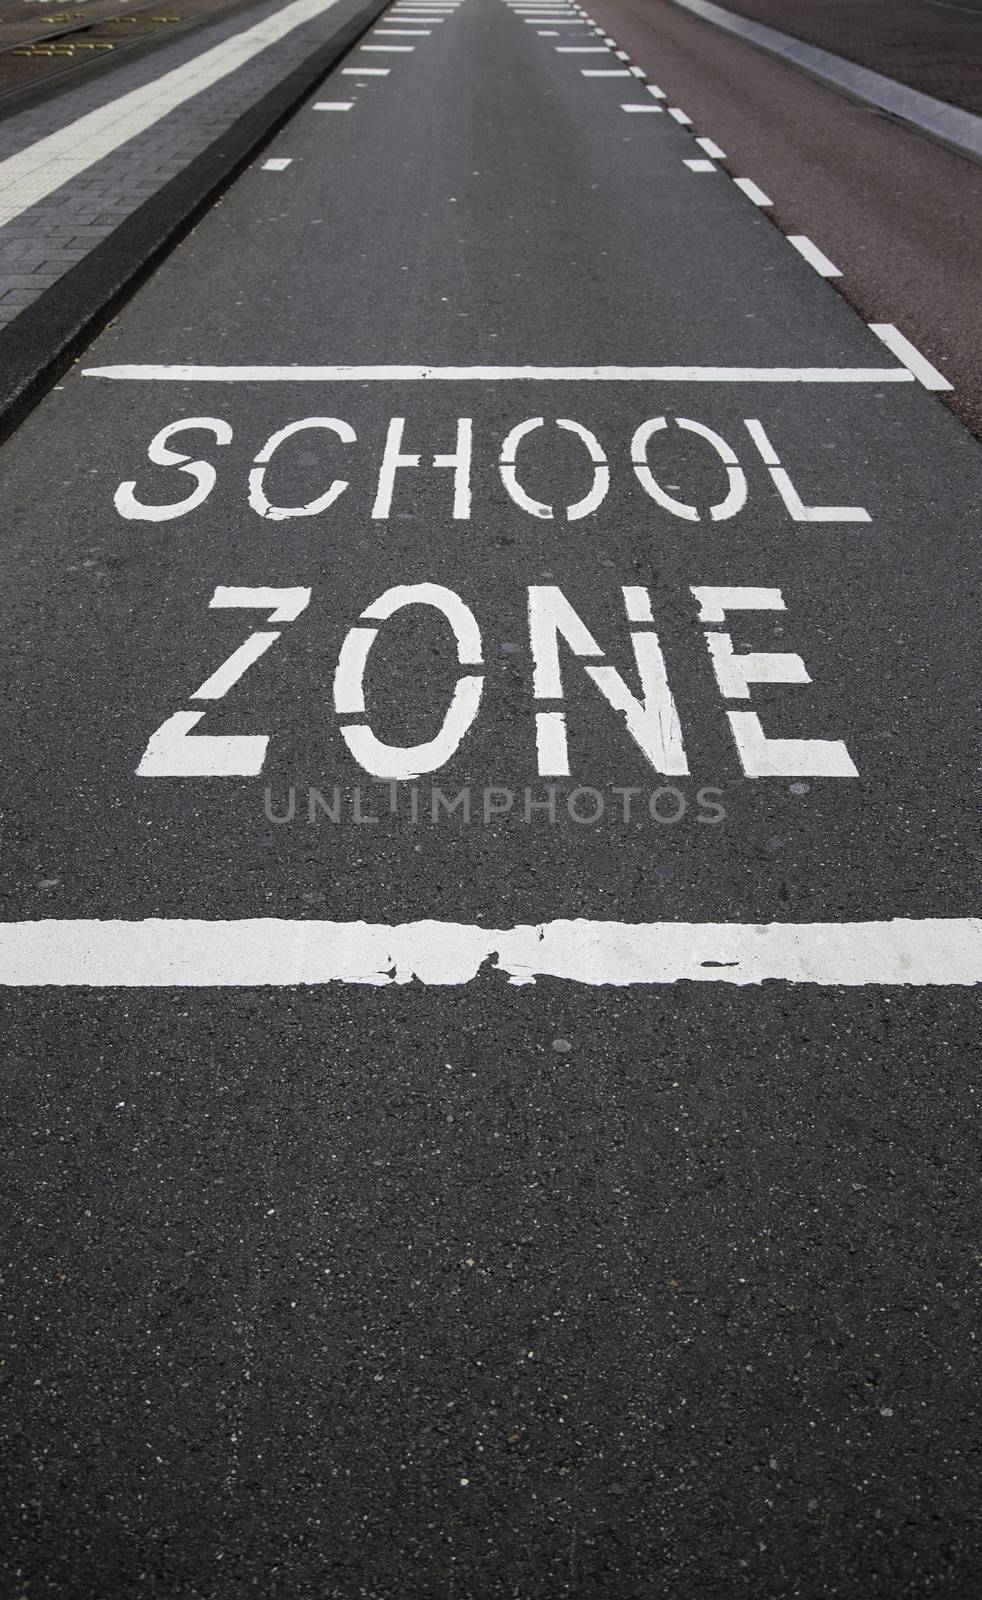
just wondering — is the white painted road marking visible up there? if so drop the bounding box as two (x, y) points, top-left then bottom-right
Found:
(685, 159), (717, 172)
(869, 323), (953, 391)
(261, 158), (292, 171)
(342, 67), (390, 74)
(622, 103), (663, 112)
(0, 0), (347, 229)
(787, 236), (841, 277)
(313, 101), (354, 110)
(733, 176), (773, 206)
(668, 107), (692, 124)
(696, 137), (726, 159)
(0, 919), (978, 987)
(83, 363), (917, 383)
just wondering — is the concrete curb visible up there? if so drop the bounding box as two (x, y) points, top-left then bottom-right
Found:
(665, 0), (982, 167)
(0, 0), (387, 444)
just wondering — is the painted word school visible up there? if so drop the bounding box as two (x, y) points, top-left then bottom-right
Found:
(115, 412), (871, 526)
(118, 414), (866, 782)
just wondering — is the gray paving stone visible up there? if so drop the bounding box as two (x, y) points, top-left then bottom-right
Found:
(0, 0), (373, 330)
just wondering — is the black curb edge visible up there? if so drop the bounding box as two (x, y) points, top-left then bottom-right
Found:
(0, 0), (388, 445)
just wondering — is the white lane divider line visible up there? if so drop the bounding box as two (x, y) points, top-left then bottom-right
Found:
(575, 14), (957, 406)
(788, 235), (841, 278)
(313, 100), (354, 109)
(869, 324), (953, 391)
(733, 176), (772, 206)
(582, 67), (632, 75)
(342, 66), (390, 73)
(261, 158), (292, 171)
(2, 919), (979, 988)
(83, 362), (917, 384)
(556, 45), (610, 51)
(629, 65), (646, 76)
(537, 28), (560, 33)
(373, 28), (432, 34)
(362, 43), (415, 49)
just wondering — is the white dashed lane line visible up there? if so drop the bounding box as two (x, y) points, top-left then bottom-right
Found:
(870, 324), (952, 390)
(261, 158), (292, 171)
(788, 235), (841, 277)
(313, 101), (354, 110)
(733, 176), (773, 206)
(553, 0), (955, 411)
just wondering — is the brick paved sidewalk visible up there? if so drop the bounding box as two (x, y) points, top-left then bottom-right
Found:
(0, 0), (373, 329)
(692, 0), (982, 116)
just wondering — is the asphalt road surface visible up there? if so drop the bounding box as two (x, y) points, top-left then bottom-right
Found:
(592, 0), (982, 440)
(1, 1), (980, 1595)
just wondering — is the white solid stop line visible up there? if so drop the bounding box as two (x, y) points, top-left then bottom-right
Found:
(0, 919), (978, 987)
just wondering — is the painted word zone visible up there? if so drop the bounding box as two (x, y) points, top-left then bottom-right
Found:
(137, 582), (858, 781)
